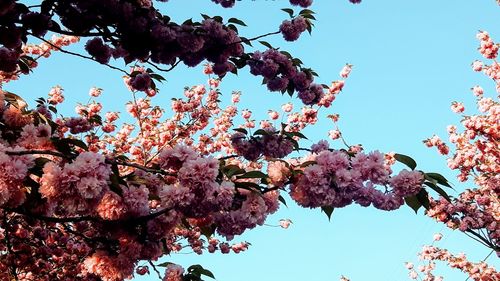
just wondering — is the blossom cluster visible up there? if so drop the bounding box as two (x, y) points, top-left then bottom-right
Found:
(0, 0), (358, 103)
(0, 56), (436, 281)
(425, 31), (500, 251)
(289, 150), (424, 210)
(406, 234), (499, 281)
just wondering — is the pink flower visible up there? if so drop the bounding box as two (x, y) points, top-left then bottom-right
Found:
(96, 192), (127, 220)
(281, 103), (293, 112)
(472, 60), (483, 71)
(48, 86), (64, 104)
(39, 162), (62, 198)
(328, 129), (341, 140)
(472, 85), (484, 97)
(204, 63), (213, 74)
(405, 262), (414, 270)
(136, 266), (149, 275)
(451, 101), (465, 113)
(339, 64), (352, 78)
(208, 78), (220, 88)
(231, 92), (241, 103)
(178, 157), (219, 187)
(279, 219), (292, 229)
(389, 169), (423, 197)
(89, 87), (102, 97)
(105, 112), (119, 122)
(241, 109), (252, 119)
(268, 110), (279, 120)
(164, 264), (184, 281)
(433, 233), (443, 241)
(267, 161), (290, 187)
(76, 176), (105, 199)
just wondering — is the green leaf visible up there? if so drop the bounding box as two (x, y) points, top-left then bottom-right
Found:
(305, 20), (312, 34)
(229, 63), (238, 75)
(404, 195), (421, 214)
(300, 161), (317, 168)
(286, 82), (295, 97)
(29, 157), (52, 177)
(289, 138), (299, 151)
(188, 265), (215, 279)
(235, 181), (262, 191)
(281, 8), (294, 18)
(259, 41), (273, 49)
(223, 165), (246, 178)
(424, 182), (452, 202)
(129, 71), (142, 77)
(292, 58), (303, 66)
(18, 59), (31, 73)
(157, 262), (175, 267)
(200, 224), (216, 239)
(394, 153), (417, 170)
(64, 138), (89, 151)
(232, 128), (248, 135)
(150, 73), (166, 82)
(183, 18), (194, 25)
(199, 269), (215, 279)
(237, 170), (268, 179)
(109, 173), (123, 195)
(239, 37), (253, 47)
(4, 91), (28, 110)
(228, 17), (247, 26)
(302, 13), (316, 20)
(299, 9), (316, 15)
(253, 129), (270, 136)
(285, 131), (308, 139)
(280, 51), (293, 59)
(425, 172), (452, 188)
(321, 206), (334, 221)
(227, 23), (238, 33)
(278, 195), (287, 207)
(416, 188), (430, 210)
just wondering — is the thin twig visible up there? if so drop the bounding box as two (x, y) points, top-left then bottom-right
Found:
(149, 261), (163, 280)
(232, 31), (281, 45)
(218, 154), (239, 161)
(113, 160), (173, 176)
(3, 214), (19, 281)
(464, 249), (495, 281)
(29, 33), (128, 74)
(5, 149), (66, 158)
(146, 60), (180, 72)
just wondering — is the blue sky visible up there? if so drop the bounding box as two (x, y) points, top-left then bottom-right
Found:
(8, 0), (500, 280)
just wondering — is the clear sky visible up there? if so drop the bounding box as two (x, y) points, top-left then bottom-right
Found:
(8, 0), (500, 280)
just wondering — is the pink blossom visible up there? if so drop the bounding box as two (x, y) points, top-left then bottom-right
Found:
(339, 64), (353, 78)
(281, 102), (293, 112)
(472, 60), (483, 71)
(328, 129), (341, 140)
(96, 192), (127, 220)
(241, 109), (252, 119)
(433, 233), (443, 241)
(268, 110), (279, 120)
(451, 101), (465, 113)
(389, 169), (423, 197)
(279, 219), (292, 229)
(267, 161), (290, 187)
(89, 87), (102, 97)
(231, 91), (241, 103)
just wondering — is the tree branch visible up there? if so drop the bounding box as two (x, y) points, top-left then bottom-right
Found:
(29, 33), (128, 75)
(146, 60), (180, 72)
